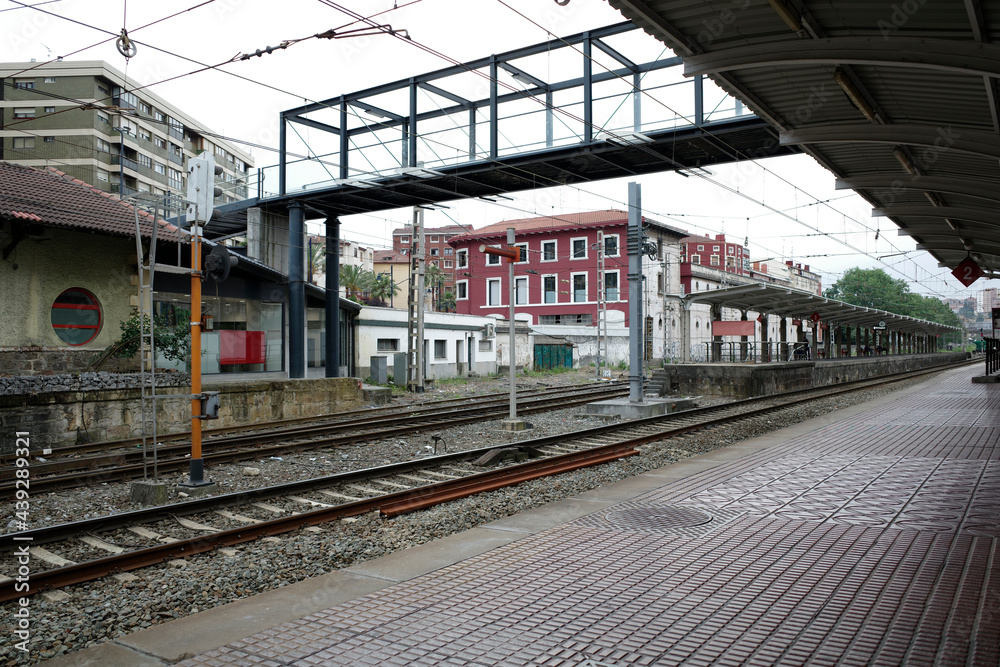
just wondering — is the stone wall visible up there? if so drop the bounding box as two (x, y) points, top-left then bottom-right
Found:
(0, 347), (138, 376)
(655, 352), (967, 398)
(0, 371), (188, 396)
(0, 376), (366, 454)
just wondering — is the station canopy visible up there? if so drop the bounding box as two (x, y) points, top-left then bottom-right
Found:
(684, 284), (958, 335)
(609, 0), (1000, 280)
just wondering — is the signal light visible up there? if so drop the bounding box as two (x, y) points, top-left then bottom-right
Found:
(185, 154), (224, 225)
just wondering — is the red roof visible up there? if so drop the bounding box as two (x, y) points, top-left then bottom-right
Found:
(374, 250), (410, 263)
(448, 210), (632, 242)
(0, 162), (179, 241)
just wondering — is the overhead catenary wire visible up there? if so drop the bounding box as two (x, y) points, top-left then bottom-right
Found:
(5, 2), (972, 298)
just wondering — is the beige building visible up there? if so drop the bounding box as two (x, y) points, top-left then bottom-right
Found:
(0, 60), (253, 204)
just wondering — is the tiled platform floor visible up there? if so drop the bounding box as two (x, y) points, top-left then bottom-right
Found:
(172, 366), (1000, 666)
(57, 365), (998, 666)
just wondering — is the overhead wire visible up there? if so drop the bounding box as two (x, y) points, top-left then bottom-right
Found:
(6, 1), (971, 298)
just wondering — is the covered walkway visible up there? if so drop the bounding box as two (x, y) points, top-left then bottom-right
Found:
(680, 284), (957, 363)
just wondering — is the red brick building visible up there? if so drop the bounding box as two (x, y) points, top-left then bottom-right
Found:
(679, 233), (748, 275)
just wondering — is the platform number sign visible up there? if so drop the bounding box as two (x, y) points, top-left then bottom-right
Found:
(952, 256), (984, 287)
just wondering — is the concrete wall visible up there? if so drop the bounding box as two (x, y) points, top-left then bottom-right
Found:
(0, 377), (365, 453)
(356, 307), (498, 382)
(656, 352), (966, 398)
(0, 227), (137, 364)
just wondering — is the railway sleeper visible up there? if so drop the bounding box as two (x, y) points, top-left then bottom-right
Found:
(472, 445), (544, 466)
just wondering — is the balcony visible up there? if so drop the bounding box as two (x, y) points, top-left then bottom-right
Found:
(111, 155), (139, 171)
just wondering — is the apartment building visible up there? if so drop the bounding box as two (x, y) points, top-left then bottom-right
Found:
(0, 60), (253, 204)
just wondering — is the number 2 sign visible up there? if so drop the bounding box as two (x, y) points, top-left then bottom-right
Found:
(952, 257), (985, 287)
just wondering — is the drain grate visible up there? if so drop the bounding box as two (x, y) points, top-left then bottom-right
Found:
(607, 506), (714, 531)
(573, 502), (743, 537)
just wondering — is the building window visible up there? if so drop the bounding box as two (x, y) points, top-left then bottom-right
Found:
(487, 278), (501, 306)
(377, 338), (399, 352)
(138, 154), (152, 168)
(479, 339), (493, 351)
(44, 106), (55, 113)
(603, 234), (619, 257)
(12, 137), (35, 150)
(515, 243), (529, 264)
(430, 248), (439, 256)
(603, 271), (619, 301)
(515, 276), (528, 305)
(697, 244), (704, 251)
(571, 237), (587, 259)
(444, 260), (453, 268)
(96, 169), (109, 182)
(572, 273), (587, 302)
(13, 108), (35, 119)
(43, 77), (55, 83)
(713, 245), (720, 251)
(430, 235), (439, 243)
(457, 280), (468, 300)
(15, 80), (34, 89)
(542, 240), (556, 261)
(457, 249), (467, 268)
(710, 255), (720, 266)
(401, 249), (408, 255)
(692, 255), (701, 264)
(486, 246), (501, 265)
(434, 339), (447, 359)
(444, 247), (453, 255)
(139, 101), (151, 114)
(543, 275), (557, 303)
(400, 235), (410, 244)
(539, 313), (591, 325)
(43, 136), (55, 143)
(51, 288), (102, 346)
(154, 162), (166, 175)
(154, 137), (166, 149)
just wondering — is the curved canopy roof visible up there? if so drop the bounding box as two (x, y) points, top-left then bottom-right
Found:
(683, 284), (957, 335)
(608, 0), (1000, 280)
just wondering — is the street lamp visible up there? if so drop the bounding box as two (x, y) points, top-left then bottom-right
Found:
(112, 126), (132, 198)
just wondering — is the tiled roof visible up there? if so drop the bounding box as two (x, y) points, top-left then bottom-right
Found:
(374, 250), (410, 263)
(447, 210), (689, 243)
(0, 162), (180, 241)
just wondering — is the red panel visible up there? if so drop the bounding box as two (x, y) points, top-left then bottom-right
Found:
(220, 331), (266, 365)
(712, 321), (755, 337)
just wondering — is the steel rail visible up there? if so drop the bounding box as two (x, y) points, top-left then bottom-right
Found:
(0, 381), (625, 464)
(0, 359), (970, 602)
(0, 385), (627, 498)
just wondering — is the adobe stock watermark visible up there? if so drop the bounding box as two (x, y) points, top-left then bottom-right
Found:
(11, 431), (33, 654)
(877, 0), (929, 40)
(695, 0), (752, 48)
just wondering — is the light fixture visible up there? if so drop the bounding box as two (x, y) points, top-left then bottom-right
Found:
(354, 103), (391, 120)
(676, 166), (715, 177)
(601, 131), (654, 146)
(892, 147), (918, 175)
(765, 0), (805, 35)
(392, 166), (444, 179)
(334, 176), (378, 189)
(833, 68), (878, 122)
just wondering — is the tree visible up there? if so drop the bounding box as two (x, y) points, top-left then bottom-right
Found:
(308, 238), (326, 284)
(425, 263), (444, 310)
(339, 264), (371, 301)
(439, 290), (457, 313)
(370, 273), (400, 304)
(825, 267), (963, 344)
(91, 310), (190, 371)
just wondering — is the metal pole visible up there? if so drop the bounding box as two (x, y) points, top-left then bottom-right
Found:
(508, 227), (517, 421)
(326, 217), (340, 377)
(188, 224), (205, 485)
(627, 183), (643, 403)
(288, 202), (305, 378)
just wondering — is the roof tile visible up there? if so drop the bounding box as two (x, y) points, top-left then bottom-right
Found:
(0, 162), (179, 241)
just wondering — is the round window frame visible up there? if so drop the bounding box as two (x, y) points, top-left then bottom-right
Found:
(51, 287), (102, 346)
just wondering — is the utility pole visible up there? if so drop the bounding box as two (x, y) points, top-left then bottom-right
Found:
(595, 230), (606, 380)
(627, 182), (644, 403)
(407, 208), (425, 392)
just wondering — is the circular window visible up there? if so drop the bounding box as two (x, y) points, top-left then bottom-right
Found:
(51, 288), (102, 345)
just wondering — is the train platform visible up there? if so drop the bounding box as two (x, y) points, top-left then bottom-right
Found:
(49, 364), (998, 666)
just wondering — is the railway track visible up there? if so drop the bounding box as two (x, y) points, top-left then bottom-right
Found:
(0, 382), (628, 498)
(0, 359), (968, 602)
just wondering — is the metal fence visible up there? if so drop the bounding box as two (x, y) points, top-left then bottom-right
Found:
(701, 341), (812, 363)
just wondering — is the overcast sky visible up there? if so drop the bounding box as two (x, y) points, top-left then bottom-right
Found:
(2, 0), (992, 302)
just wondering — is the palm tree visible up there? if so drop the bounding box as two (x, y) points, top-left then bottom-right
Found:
(339, 264), (370, 300)
(439, 290), (456, 313)
(371, 273), (400, 304)
(425, 263), (444, 310)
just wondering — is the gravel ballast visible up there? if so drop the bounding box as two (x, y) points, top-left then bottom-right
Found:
(0, 370), (936, 665)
